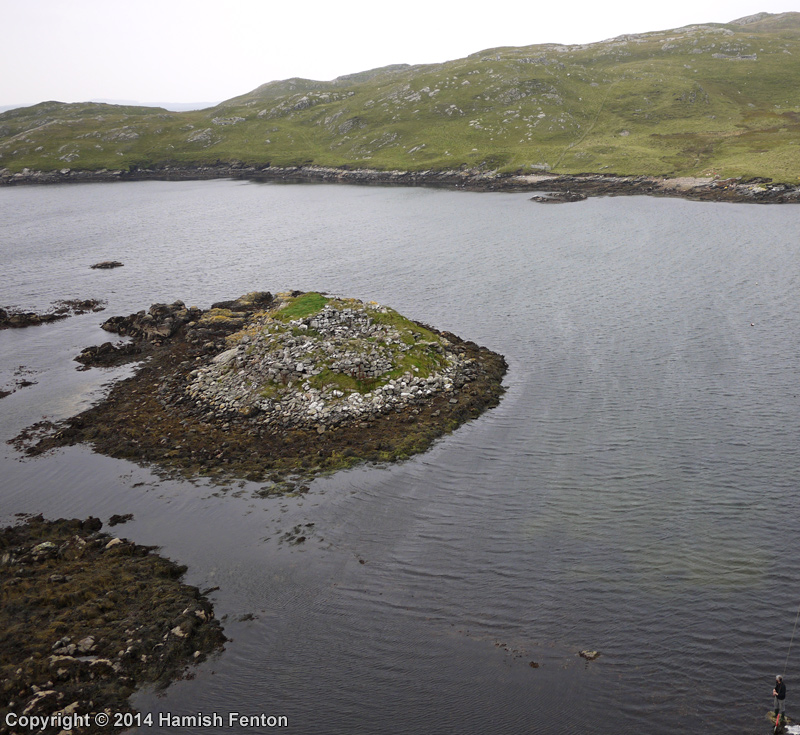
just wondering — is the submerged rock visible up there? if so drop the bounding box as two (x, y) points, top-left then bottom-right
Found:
(18, 291), (507, 486)
(108, 513), (134, 526)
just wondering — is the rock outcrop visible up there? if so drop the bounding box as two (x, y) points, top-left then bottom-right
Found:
(529, 191), (588, 203)
(0, 299), (105, 330)
(21, 291), (507, 488)
(0, 515), (225, 732)
(2, 165), (800, 203)
(181, 295), (483, 432)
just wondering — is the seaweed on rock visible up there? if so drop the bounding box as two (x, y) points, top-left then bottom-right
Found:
(0, 515), (225, 733)
(14, 291), (507, 488)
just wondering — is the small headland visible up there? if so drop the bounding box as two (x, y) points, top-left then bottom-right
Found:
(0, 514), (225, 733)
(0, 300), (105, 330)
(15, 291), (507, 487)
(520, 173), (800, 204)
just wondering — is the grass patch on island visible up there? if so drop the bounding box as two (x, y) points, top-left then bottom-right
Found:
(273, 292), (330, 321)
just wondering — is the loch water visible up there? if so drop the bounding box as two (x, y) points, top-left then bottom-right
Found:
(1, 180), (799, 734)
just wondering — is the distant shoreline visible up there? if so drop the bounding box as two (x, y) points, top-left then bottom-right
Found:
(2, 164), (799, 204)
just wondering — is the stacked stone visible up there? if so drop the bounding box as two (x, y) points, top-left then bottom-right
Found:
(182, 301), (474, 430)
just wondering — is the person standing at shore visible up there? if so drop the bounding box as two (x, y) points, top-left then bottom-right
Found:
(773, 675), (787, 730)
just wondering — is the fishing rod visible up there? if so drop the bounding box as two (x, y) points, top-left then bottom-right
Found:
(773, 602), (800, 734)
(784, 601), (800, 678)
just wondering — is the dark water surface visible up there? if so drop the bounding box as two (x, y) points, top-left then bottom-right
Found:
(2, 180), (799, 734)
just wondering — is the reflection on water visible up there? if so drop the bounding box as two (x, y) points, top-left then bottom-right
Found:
(1, 180), (800, 734)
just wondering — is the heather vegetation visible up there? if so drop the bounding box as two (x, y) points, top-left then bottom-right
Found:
(2, 12), (799, 181)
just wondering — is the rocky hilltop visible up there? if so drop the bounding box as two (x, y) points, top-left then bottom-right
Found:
(19, 292), (506, 487)
(1, 12), (800, 184)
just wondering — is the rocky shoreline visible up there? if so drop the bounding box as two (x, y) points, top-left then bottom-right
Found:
(0, 515), (225, 734)
(0, 300), (105, 330)
(14, 291), (507, 488)
(2, 164), (800, 204)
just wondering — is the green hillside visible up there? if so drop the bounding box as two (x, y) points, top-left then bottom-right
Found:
(2, 11), (800, 181)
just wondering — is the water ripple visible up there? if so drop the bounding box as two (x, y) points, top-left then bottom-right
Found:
(2, 183), (800, 734)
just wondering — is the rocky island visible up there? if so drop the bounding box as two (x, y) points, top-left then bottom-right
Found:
(0, 515), (225, 733)
(17, 291), (507, 487)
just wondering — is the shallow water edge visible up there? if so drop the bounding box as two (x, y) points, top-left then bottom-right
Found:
(3, 164), (800, 204)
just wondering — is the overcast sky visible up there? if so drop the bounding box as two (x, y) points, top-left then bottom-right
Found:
(2, 0), (795, 108)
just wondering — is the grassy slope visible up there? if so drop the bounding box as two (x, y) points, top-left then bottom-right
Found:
(2, 12), (800, 181)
